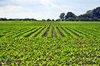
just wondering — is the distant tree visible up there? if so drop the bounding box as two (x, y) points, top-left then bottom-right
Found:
(47, 19), (51, 21)
(92, 7), (100, 21)
(65, 12), (77, 21)
(52, 19), (55, 21)
(59, 13), (65, 21)
(0, 18), (7, 21)
(56, 19), (60, 21)
(42, 19), (46, 21)
(78, 7), (100, 21)
(58, 7), (100, 21)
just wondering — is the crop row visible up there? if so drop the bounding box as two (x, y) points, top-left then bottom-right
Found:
(0, 27), (99, 39)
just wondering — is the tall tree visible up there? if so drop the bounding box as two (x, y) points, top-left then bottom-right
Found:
(93, 7), (100, 20)
(59, 13), (65, 21)
(78, 7), (100, 21)
(65, 12), (76, 21)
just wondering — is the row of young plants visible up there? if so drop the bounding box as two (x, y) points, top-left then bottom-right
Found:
(1, 22), (100, 39)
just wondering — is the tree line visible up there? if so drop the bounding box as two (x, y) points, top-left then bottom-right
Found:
(59, 7), (100, 21)
(0, 18), (37, 21)
(0, 7), (100, 21)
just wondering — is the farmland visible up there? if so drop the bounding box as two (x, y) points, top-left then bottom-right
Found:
(0, 21), (100, 65)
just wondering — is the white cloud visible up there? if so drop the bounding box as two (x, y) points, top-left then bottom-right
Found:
(0, 0), (100, 19)
(40, 0), (52, 6)
(0, 5), (22, 17)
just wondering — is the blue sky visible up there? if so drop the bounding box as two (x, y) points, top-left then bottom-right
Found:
(0, 0), (100, 20)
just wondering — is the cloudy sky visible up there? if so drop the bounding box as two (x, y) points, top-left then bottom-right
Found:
(0, 0), (100, 20)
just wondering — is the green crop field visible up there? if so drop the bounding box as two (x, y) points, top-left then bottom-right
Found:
(0, 21), (100, 65)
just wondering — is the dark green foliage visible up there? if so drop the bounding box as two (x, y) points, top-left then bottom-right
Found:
(0, 18), (37, 21)
(52, 19), (55, 21)
(47, 19), (51, 21)
(59, 7), (100, 21)
(65, 12), (77, 21)
(56, 19), (60, 21)
(59, 13), (65, 21)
